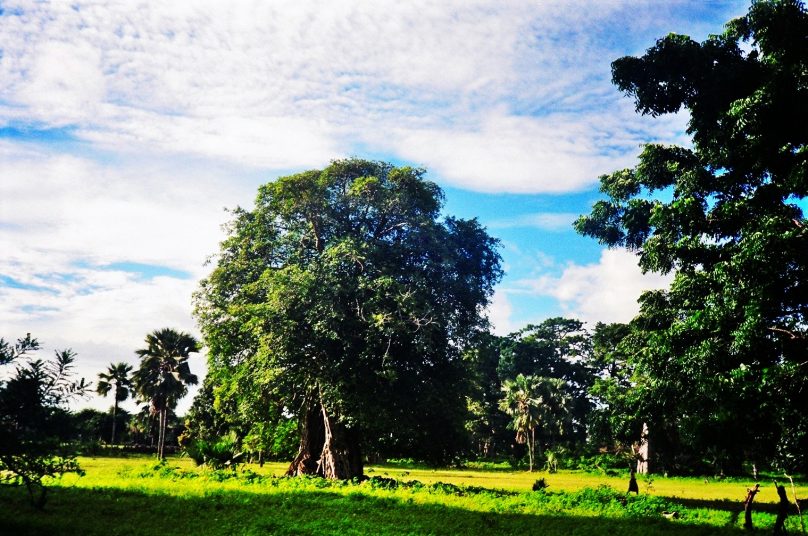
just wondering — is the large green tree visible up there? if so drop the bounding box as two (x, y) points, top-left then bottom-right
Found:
(586, 322), (639, 451)
(133, 328), (200, 460)
(195, 159), (501, 479)
(498, 318), (593, 443)
(576, 0), (808, 472)
(464, 332), (512, 459)
(96, 362), (133, 445)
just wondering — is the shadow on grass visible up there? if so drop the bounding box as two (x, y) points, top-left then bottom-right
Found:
(659, 494), (806, 531)
(661, 496), (780, 513)
(0, 485), (747, 536)
(663, 494), (808, 515)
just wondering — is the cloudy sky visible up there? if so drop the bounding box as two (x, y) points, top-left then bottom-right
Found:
(0, 0), (749, 413)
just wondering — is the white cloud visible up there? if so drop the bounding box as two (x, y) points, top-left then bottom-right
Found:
(0, 265), (206, 414)
(0, 144), (260, 412)
(514, 248), (673, 325)
(486, 290), (516, 336)
(0, 0), (738, 192)
(15, 40), (106, 126)
(0, 142), (251, 272)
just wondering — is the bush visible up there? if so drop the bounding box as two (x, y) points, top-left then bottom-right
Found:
(366, 476), (399, 490)
(576, 453), (628, 475)
(185, 437), (242, 470)
(0, 335), (88, 508)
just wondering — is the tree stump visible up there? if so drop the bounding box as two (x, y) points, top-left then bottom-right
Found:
(773, 484), (789, 535)
(628, 469), (639, 494)
(743, 483), (759, 531)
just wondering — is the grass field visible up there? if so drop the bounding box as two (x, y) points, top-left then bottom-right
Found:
(1, 456), (805, 535)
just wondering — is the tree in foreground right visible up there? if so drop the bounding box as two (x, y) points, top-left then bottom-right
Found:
(576, 0), (808, 473)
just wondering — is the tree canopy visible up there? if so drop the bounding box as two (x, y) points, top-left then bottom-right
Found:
(576, 0), (808, 473)
(194, 158), (502, 478)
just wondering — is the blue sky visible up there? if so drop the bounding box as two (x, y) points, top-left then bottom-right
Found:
(0, 0), (750, 412)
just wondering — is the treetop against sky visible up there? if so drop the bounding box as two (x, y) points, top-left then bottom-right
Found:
(0, 1), (774, 412)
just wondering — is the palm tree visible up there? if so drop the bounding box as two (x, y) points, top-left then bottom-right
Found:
(96, 362), (133, 445)
(500, 374), (572, 472)
(499, 374), (542, 471)
(132, 328), (200, 459)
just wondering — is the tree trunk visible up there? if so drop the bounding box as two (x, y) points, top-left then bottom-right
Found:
(285, 394), (363, 480)
(528, 427), (535, 472)
(158, 409), (166, 460)
(636, 422), (650, 474)
(159, 410), (163, 459)
(628, 468), (639, 494)
(286, 397), (326, 476)
(774, 484), (790, 534)
(319, 403), (363, 480)
(743, 483), (759, 530)
(111, 401), (117, 445)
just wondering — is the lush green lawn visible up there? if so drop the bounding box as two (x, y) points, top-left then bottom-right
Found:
(1, 456), (805, 535)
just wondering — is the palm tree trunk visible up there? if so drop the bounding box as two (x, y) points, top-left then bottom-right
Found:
(162, 409), (168, 459)
(158, 409), (166, 459)
(111, 399), (118, 445)
(156, 410), (161, 458)
(528, 427), (535, 472)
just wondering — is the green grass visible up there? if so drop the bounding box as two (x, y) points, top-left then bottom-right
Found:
(1, 456), (805, 535)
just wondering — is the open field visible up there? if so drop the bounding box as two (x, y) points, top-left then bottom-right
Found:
(1, 456), (806, 535)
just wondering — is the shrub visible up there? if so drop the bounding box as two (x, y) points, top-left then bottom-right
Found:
(0, 335), (89, 508)
(185, 436), (242, 470)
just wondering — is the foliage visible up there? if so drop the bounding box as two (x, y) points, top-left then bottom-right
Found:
(194, 158), (502, 476)
(133, 328), (200, 459)
(464, 332), (513, 461)
(184, 436), (242, 470)
(575, 0), (808, 473)
(71, 407), (132, 446)
(0, 334), (88, 508)
(499, 374), (572, 472)
(466, 320), (600, 465)
(498, 318), (594, 445)
(586, 322), (639, 450)
(182, 378), (299, 466)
